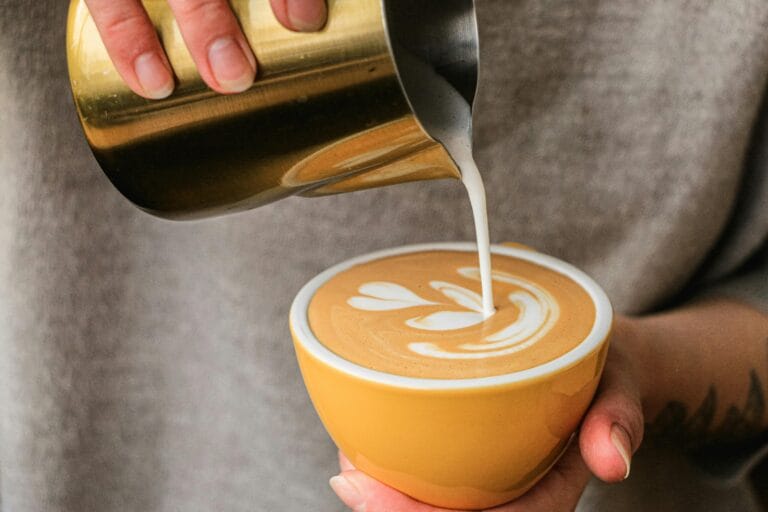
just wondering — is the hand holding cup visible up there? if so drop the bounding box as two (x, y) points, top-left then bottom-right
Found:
(291, 243), (623, 509)
(329, 316), (646, 511)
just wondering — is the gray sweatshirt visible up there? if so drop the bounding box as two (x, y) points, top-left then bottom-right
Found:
(0, 0), (765, 511)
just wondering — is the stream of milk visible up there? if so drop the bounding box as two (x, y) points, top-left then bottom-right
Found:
(395, 49), (495, 317)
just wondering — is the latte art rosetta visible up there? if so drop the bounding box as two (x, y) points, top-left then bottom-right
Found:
(308, 251), (595, 379)
(348, 268), (559, 360)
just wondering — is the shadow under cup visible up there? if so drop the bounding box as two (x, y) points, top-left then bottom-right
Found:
(289, 243), (613, 510)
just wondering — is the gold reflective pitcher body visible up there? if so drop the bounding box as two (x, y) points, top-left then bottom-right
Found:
(66, 0), (479, 219)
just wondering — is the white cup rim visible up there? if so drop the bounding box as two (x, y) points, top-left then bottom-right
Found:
(290, 243), (613, 390)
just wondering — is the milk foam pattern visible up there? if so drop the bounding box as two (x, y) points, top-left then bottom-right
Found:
(348, 267), (560, 360)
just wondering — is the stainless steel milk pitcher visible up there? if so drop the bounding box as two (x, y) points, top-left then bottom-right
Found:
(67, 0), (479, 219)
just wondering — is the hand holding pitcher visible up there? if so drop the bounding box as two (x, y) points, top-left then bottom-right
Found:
(83, 0), (327, 98)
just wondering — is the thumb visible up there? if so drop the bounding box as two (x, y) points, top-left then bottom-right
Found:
(578, 357), (644, 483)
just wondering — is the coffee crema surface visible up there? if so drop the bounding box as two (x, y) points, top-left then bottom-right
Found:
(308, 250), (596, 379)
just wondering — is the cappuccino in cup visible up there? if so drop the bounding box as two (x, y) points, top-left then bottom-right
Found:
(308, 249), (596, 379)
(291, 243), (612, 510)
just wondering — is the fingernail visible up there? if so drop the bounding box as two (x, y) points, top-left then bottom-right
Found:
(329, 475), (365, 511)
(134, 52), (174, 99)
(208, 37), (255, 93)
(610, 424), (632, 480)
(287, 0), (328, 31)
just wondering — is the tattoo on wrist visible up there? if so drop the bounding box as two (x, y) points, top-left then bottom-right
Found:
(646, 369), (765, 449)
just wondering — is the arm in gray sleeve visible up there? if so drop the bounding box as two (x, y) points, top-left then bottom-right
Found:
(706, 243), (768, 315)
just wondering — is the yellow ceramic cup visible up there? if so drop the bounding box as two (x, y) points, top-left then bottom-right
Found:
(290, 243), (612, 510)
